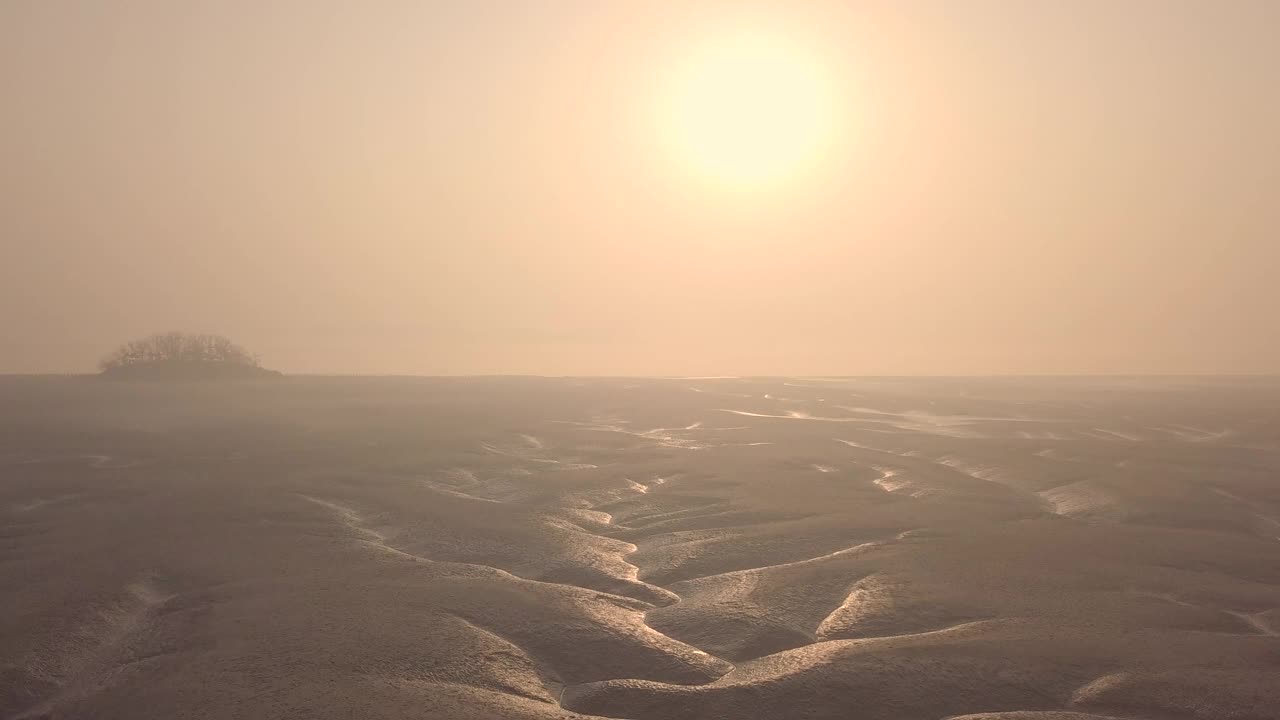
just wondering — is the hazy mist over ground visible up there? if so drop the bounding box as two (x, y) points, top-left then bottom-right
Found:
(5, 7), (1280, 717)
(4, 0), (1279, 374)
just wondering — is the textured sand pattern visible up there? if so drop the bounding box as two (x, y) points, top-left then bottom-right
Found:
(2, 376), (1279, 719)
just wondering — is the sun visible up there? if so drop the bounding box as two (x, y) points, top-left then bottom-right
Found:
(661, 32), (837, 190)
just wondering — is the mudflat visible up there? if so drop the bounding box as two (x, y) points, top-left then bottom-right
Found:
(2, 376), (1278, 719)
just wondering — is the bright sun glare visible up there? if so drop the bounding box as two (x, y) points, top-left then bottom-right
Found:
(663, 32), (836, 190)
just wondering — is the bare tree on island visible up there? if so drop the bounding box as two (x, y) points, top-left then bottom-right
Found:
(99, 332), (280, 379)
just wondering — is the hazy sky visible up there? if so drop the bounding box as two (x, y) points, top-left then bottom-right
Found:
(4, 1), (1278, 375)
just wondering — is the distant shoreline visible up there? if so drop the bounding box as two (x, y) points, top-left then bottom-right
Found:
(2, 373), (1279, 381)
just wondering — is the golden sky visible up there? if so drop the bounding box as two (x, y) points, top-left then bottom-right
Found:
(3, 1), (1278, 374)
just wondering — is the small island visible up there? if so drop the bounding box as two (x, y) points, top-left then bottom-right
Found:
(98, 332), (282, 380)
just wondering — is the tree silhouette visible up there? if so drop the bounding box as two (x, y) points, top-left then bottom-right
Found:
(99, 332), (267, 374)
